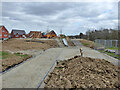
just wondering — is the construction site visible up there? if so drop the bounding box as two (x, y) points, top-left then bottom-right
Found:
(0, 1), (120, 89)
(0, 37), (119, 89)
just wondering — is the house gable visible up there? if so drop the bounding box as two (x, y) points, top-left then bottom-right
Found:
(0, 26), (9, 39)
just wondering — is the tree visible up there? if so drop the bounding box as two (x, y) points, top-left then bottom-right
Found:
(79, 33), (83, 38)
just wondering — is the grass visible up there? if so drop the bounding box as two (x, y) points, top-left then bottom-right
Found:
(80, 39), (95, 49)
(105, 52), (120, 60)
(97, 50), (120, 60)
(82, 43), (89, 46)
(14, 52), (29, 58)
(0, 51), (12, 59)
(105, 47), (119, 50)
(0, 51), (29, 59)
(1, 51), (32, 72)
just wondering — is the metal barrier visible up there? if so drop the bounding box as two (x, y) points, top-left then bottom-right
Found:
(95, 39), (120, 55)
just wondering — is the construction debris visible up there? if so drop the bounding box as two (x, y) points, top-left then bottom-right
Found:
(105, 49), (116, 53)
(44, 56), (120, 88)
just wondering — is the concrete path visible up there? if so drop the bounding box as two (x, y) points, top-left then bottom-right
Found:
(2, 48), (63, 88)
(72, 40), (120, 66)
(2, 47), (80, 88)
(55, 38), (64, 47)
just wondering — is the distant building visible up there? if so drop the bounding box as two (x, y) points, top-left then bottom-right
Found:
(47, 30), (57, 38)
(59, 34), (66, 39)
(42, 32), (47, 38)
(11, 29), (26, 38)
(27, 31), (42, 38)
(0, 25), (9, 40)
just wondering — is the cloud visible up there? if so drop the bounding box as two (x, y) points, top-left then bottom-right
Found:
(2, 2), (118, 35)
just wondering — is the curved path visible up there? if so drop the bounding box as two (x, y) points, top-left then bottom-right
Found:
(1, 39), (119, 88)
(72, 39), (120, 66)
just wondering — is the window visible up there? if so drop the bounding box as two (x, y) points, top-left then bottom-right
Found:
(2, 30), (5, 32)
(4, 34), (7, 37)
(16, 35), (19, 37)
(0, 34), (2, 36)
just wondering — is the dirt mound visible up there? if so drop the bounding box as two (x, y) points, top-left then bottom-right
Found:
(44, 56), (120, 88)
(2, 39), (58, 52)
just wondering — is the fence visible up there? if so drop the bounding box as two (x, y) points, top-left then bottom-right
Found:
(95, 39), (120, 55)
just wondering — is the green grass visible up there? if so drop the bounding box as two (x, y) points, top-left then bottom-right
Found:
(105, 47), (118, 50)
(98, 50), (105, 53)
(105, 52), (120, 60)
(14, 52), (29, 58)
(82, 43), (89, 46)
(0, 51), (11, 59)
(0, 51), (29, 59)
(97, 50), (120, 60)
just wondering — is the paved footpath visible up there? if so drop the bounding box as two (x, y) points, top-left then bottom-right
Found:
(72, 40), (120, 66)
(2, 48), (63, 88)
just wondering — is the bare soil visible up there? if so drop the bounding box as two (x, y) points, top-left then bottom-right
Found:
(1, 51), (32, 72)
(80, 39), (95, 49)
(44, 56), (120, 88)
(2, 39), (58, 52)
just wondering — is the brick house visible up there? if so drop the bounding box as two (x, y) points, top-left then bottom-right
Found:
(11, 29), (26, 38)
(47, 30), (57, 38)
(0, 25), (9, 40)
(27, 31), (42, 38)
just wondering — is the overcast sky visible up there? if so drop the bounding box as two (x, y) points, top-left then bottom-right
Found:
(1, 1), (118, 35)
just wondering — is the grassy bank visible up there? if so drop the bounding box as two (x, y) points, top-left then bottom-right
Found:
(98, 50), (120, 60)
(0, 51), (32, 72)
(80, 39), (95, 49)
(0, 51), (29, 59)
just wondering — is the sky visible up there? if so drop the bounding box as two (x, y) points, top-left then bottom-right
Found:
(1, 1), (118, 35)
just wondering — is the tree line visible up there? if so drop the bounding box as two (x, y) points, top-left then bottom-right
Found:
(68, 29), (119, 41)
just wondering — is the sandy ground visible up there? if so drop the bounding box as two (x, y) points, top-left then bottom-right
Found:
(2, 38), (58, 52)
(2, 39), (120, 88)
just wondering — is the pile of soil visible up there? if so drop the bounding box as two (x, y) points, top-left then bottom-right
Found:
(2, 39), (58, 52)
(44, 56), (120, 88)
